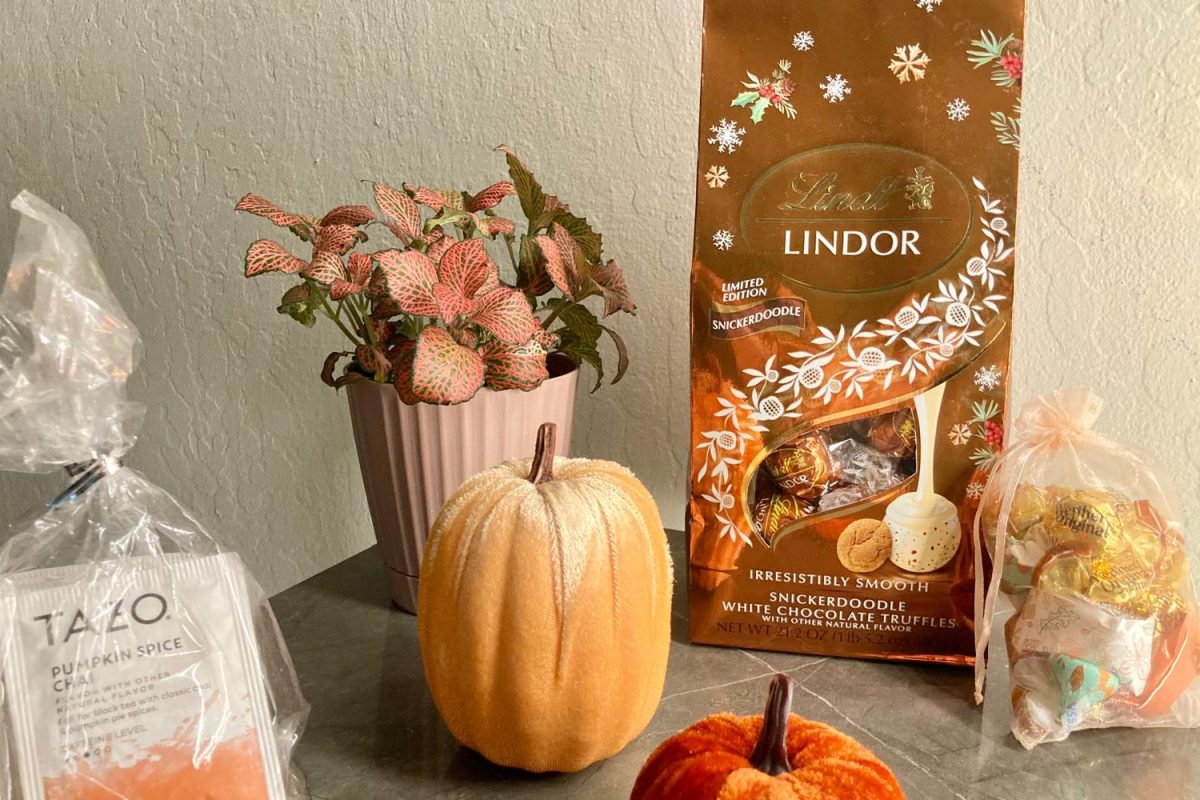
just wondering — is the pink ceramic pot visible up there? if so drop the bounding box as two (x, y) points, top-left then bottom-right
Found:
(345, 361), (578, 612)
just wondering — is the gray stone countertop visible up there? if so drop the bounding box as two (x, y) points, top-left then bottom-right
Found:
(270, 532), (1200, 800)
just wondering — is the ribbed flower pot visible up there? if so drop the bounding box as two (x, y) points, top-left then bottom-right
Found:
(345, 361), (578, 612)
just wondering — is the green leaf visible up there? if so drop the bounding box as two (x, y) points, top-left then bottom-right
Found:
(554, 328), (604, 392)
(498, 146), (546, 224)
(990, 67), (1018, 88)
(967, 30), (1013, 67)
(599, 323), (629, 385)
(552, 210), (602, 264)
(321, 351), (352, 388)
(517, 234), (540, 288)
(277, 281), (325, 327)
(731, 91), (760, 108)
(969, 399), (1001, 424)
(423, 208), (477, 233)
(970, 447), (999, 470)
(547, 298), (602, 346)
(990, 109), (1021, 150)
(749, 96), (770, 124)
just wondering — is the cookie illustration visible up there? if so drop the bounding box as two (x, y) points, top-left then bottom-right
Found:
(837, 519), (892, 573)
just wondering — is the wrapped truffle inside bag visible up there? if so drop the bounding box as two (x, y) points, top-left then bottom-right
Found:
(974, 389), (1200, 747)
(0, 192), (309, 798)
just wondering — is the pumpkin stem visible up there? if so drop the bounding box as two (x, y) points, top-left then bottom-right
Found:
(748, 674), (793, 776)
(527, 422), (557, 485)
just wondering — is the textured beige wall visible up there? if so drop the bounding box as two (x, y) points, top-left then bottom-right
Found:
(1, 1), (1197, 594)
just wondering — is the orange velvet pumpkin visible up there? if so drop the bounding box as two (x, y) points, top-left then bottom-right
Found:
(418, 423), (672, 773)
(631, 674), (904, 800)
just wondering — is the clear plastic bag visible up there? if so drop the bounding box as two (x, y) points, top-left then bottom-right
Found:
(973, 389), (1200, 748)
(0, 193), (308, 798)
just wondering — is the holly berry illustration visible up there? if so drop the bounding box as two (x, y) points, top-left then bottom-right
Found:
(1000, 53), (1023, 82)
(984, 419), (1005, 448)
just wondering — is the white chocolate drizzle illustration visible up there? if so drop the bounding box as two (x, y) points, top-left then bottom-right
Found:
(884, 382), (962, 573)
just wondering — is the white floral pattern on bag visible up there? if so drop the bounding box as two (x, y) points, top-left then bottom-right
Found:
(695, 181), (1013, 544)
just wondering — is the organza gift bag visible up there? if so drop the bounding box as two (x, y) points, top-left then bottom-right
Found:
(973, 389), (1200, 748)
(0, 192), (308, 798)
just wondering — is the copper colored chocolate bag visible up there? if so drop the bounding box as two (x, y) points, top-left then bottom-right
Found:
(688, 0), (1025, 664)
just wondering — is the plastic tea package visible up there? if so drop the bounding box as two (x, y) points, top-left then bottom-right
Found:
(0, 192), (308, 798)
(973, 389), (1200, 748)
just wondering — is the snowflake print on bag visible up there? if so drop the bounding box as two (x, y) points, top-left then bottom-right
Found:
(949, 423), (972, 446)
(975, 364), (1002, 391)
(696, 181), (1015, 540)
(946, 98), (971, 121)
(889, 44), (930, 83)
(793, 31), (815, 52)
(705, 166), (729, 189)
(916, 0), (943, 11)
(713, 229), (734, 251)
(966, 481), (986, 500)
(820, 74), (851, 103)
(708, 118), (747, 154)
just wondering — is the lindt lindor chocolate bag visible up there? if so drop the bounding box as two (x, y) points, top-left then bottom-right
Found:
(0, 193), (309, 799)
(974, 390), (1200, 748)
(688, 0), (1025, 663)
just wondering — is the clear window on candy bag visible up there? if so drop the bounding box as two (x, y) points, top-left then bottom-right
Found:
(750, 405), (918, 545)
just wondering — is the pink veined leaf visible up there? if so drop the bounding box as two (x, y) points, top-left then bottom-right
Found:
(374, 183), (421, 241)
(477, 216), (516, 238)
(542, 194), (570, 215)
(390, 340), (421, 405)
(425, 232), (454, 263)
(303, 250), (348, 286)
(355, 344), (390, 377)
(532, 326), (560, 350)
(437, 239), (494, 299)
(244, 240), (307, 277)
(525, 269), (555, 297)
(331, 280), (364, 300)
(481, 339), (549, 391)
(550, 222), (580, 281)
(410, 326), (486, 405)
(347, 252), (373, 286)
(533, 235), (575, 299)
(454, 327), (479, 349)
(320, 205), (375, 227)
(592, 258), (636, 316)
(467, 181), (516, 212)
(315, 224), (361, 255)
(403, 184), (464, 213)
(415, 228), (444, 250)
(433, 282), (477, 322)
(374, 249), (439, 316)
(235, 194), (306, 228)
(469, 287), (540, 344)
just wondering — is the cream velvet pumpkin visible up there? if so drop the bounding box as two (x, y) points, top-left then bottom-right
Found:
(417, 423), (672, 773)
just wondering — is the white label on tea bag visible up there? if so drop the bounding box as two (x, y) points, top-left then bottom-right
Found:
(0, 552), (285, 800)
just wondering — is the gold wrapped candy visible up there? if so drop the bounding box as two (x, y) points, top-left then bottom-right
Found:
(1041, 487), (1126, 553)
(1007, 484), (1048, 537)
(1027, 489), (1193, 627)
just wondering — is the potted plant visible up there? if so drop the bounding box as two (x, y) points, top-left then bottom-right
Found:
(234, 146), (635, 611)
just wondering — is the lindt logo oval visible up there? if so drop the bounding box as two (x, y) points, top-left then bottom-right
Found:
(739, 144), (972, 293)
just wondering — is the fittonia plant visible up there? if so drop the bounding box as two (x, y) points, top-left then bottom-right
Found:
(235, 146), (635, 405)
